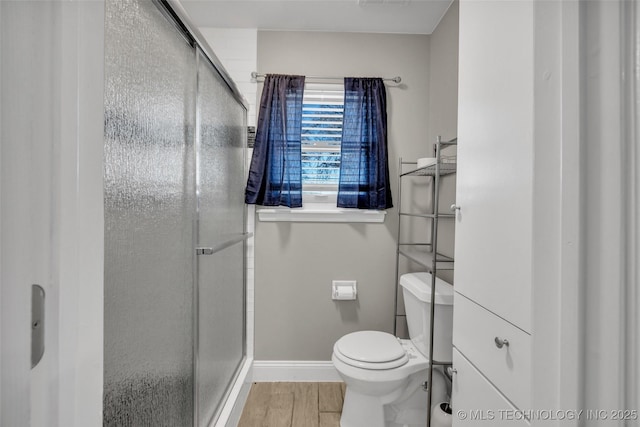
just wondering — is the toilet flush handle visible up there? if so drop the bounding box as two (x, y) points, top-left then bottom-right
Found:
(494, 337), (509, 349)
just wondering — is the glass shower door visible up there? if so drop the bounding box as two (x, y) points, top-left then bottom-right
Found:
(104, 1), (247, 425)
(195, 50), (247, 426)
(103, 0), (196, 425)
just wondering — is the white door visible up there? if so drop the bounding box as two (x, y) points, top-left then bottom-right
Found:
(454, 0), (533, 333)
(1, 3), (54, 425)
(1, 2), (105, 426)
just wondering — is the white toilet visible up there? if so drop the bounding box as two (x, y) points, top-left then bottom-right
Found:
(332, 272), (454, 427)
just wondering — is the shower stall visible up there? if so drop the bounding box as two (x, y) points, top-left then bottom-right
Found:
(102, 0), (248, 425)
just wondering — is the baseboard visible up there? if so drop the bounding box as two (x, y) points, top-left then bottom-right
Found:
(252, 360), (342, 382)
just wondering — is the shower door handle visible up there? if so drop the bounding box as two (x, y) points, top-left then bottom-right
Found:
(196, 233), (254, 256)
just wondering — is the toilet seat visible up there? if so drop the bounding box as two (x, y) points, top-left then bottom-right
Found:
(333, 331), (409, 370)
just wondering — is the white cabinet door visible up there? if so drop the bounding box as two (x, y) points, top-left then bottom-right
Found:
(453, 293), (531, 411)
(454, 0), (533, 333)
(452, 349), (530, 426)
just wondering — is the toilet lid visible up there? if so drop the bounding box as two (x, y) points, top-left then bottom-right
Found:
(335, 331), (408, 369)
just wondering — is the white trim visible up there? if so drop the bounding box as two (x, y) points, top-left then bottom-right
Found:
(257, 206), (386, 223)
(214, 358), (253, 427)
(556, 0), (583, 416)
(252, 360), (342, 382)
(622, 0), (639, 413)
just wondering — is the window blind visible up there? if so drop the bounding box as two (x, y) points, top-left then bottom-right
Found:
(301, 83), (344, 187)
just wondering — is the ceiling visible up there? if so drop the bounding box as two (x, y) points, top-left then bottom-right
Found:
(180, 0), (453, 35)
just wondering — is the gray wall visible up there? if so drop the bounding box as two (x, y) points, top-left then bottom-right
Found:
(428, 0), (459, 276)
(254, 17), (459, 360)
(394, 1), (459, 335)
(428, 0), (459, 145)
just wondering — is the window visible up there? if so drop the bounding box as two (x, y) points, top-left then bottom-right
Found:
(301, 83), (343, 204)
(253, 79), (387, 222)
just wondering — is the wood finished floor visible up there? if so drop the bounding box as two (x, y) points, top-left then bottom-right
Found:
(238, 382), (346, 427)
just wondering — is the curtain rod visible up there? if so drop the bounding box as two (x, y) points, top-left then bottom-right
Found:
(251, 72), (401, 84)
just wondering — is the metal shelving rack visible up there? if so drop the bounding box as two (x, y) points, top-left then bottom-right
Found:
(394, 136), (457, 427)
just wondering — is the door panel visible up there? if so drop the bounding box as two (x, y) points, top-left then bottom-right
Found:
(452, 349), (530, 426)
(455, 0), (533, 333)
(103, 0), (197, 424)
(195, 51), (247, 426)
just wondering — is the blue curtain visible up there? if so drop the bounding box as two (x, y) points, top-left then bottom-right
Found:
(337, 78), (393, 210)
(245, 74), (305, 207)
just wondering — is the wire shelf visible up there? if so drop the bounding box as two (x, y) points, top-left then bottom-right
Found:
(397, 245), (455, 271)
(400, 162), (457, 177)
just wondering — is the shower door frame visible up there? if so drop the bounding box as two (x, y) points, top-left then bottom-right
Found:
(192, 45), (249, 427)
(102, 1), (250, 425)
(161, 3), (251, 424)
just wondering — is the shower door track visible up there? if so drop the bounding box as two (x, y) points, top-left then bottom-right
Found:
(154, 0), (248, 110)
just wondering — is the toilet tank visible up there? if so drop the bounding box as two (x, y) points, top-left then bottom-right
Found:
(400, 272), (454, 363)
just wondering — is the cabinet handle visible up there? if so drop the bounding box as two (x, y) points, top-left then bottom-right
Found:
(450, 204), (460, 213)
(494, 337), (509, 349)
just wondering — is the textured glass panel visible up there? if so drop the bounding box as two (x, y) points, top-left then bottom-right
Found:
(103, 0), (196, 425)
(197, 245), (244, 426)
(196, 51), (247, 426)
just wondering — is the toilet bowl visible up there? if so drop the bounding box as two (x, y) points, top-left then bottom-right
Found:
(332, 331), (446, 427)
(331, 272), (454, 427)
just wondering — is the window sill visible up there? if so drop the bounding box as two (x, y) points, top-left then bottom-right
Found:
(257, 204), (387, 223)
